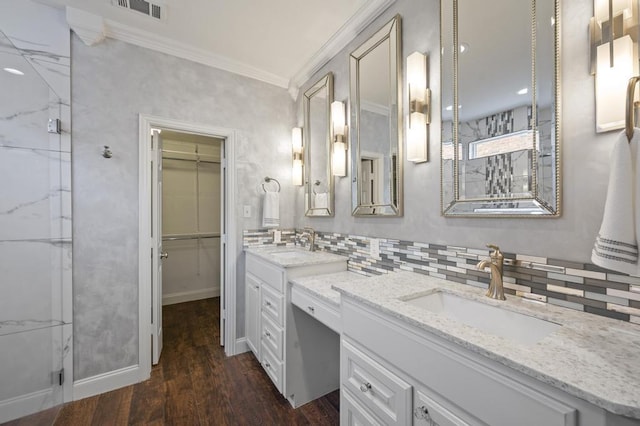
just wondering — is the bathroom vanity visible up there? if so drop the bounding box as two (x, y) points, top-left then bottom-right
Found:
(334, 272), (640, 426)
(244, 247), (346, 408)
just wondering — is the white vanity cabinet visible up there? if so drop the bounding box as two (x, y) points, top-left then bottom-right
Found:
(244, 249), (346, 407)
(340, 297), (639, 426)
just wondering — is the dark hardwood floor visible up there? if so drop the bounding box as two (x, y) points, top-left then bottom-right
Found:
(5, 298), (339, 425)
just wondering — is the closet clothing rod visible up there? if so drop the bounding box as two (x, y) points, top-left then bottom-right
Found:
(163, 232), (220, 241)
(162, 155), (221, 164)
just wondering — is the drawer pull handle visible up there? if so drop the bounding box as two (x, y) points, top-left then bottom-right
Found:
(264, 361), (271, 369)
(265, 331), (271, 338)
(414, 406), (432, 422)
(359, 382), (372, 393)
(265, 301), (272, 307)
(307, 306), (315, 313)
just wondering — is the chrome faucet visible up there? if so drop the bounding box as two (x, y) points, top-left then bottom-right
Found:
(301, 227), (316, 252)
(477, 244), (506, 300)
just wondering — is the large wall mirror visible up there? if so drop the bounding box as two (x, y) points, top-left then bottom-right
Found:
(304, 72), (334, 216)
(350, 15), (403, 217)
(441, 0), (560, 217)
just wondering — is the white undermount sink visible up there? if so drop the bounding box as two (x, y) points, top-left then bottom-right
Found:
(404, 291), (561, 345)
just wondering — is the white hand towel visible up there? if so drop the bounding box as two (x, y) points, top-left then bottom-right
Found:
(262, 191), (280, 228)
(314, 192), (329, 209)
(592, 129), (640, 275)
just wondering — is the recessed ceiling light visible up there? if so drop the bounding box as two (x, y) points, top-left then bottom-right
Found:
(3, 67), (24, 75)
(517, 88), (528, 95)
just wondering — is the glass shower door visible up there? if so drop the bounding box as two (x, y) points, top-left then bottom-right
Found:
(0, 30), (68, 422)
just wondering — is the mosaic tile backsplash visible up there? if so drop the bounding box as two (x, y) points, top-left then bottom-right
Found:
(243, 229), (640, 325)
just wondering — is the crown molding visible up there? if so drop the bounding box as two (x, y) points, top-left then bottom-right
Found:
(287, 0), (397, 100)
(65, 6), (289, 89)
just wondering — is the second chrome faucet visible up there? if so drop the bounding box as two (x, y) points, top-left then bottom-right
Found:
(477, 244), (506, 300)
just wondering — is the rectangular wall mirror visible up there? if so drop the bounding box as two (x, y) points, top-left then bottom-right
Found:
(350, 15), (403, 217)
(441, 0), (560, 217)
(304, 72), (334, 216)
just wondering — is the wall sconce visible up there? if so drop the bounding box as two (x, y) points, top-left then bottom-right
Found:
(292, 127), (303, 186)
(590, 0), (639, 132)
(407, 51), (430, 162)
(331, 101), (347, 177)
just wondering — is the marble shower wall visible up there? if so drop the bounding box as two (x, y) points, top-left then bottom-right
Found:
(72, 36), (295, 379)
(0, 0), (72, 420)
(295, 0), (610, 265)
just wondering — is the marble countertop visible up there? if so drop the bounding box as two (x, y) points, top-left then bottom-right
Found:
(330, 271), (640, 419)
(245, 246), (347, 268)
(289, 271), (367, 307)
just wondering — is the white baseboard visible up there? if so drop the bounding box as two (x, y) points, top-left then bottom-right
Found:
(73, 365), (141, 401)
(233, 337), (249, 356)
(162, 288), (220, 306)
(0, 388), (57, 424)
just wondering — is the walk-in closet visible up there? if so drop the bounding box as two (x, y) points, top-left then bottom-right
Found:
(161, 131), (222, 306)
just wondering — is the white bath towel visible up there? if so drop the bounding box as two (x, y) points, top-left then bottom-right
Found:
(314, 192), (329, 209)
(262, 191), (280, 228)
(591, 129), (640, 275)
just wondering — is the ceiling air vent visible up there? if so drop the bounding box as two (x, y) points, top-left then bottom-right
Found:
(112, 0), (165, 21)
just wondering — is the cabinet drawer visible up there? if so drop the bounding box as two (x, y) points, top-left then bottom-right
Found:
(260, 284), (284, 326)
(261, 313), (283, 359)
(341, 339), (412, 426)
(261, 345), (283, 393)
(341, 389), (384, 426)
(414, 387), (478, 426)
(291, 286), (341, 333)
(246, 253), (285, 292)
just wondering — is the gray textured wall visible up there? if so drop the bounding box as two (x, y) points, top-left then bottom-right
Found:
(296, 0), (613, 263)
(72, 36), (295, 379)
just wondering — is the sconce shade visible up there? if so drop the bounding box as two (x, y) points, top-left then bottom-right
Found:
(332, 141), (346, 177)
(407, 112), (427, 162)
(331, 101), (346, 137)
(407, 51), (429, 163)
(596, 36), (636, 131)
(407, 51), (427, 102)
(292, 127), (303, 185)
(292, 127), (303, 152)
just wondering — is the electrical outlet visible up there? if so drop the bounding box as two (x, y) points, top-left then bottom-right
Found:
(243, 205), (251, 218)
(370, 238), (380, 258)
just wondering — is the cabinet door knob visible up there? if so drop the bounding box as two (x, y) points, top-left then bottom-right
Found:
(307, 306), (315, 313)
(264, 361), (271, 369)
(359, 382), (372, 393)
(265, 301), (272, 307)
(265, 331), (271, 338)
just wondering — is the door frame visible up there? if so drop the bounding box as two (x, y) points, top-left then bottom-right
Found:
(138, 114), (238, 380)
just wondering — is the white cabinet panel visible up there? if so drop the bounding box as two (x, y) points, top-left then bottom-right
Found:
(245, 273), (260, 358)
(291, 286), (341, 333)
(342, 339), (412, 426)
(261, 313), (283, 359)
(261, 284), (284, 326)
(342, 389), (384, 426)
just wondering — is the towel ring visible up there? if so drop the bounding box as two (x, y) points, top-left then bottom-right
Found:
(262, 176), (281, 193)
(625, 76), (640, 142)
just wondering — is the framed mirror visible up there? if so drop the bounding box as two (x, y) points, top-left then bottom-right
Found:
(350, 15), (403, 217)
(304, 72), (334, 216)
(441, 0), (560, 217)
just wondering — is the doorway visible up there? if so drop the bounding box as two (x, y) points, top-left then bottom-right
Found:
(138, 115), (238, 382)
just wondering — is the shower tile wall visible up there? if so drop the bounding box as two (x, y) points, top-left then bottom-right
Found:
(0, 1), (72, 422)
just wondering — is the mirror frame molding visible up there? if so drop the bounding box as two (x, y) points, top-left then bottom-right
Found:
(303, 72), (335, 217)
(440, 0), (561, 218)
(350, 14), (404, 217)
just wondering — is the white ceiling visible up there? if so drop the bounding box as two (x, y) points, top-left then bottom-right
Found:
(40, 0), (394, 94)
